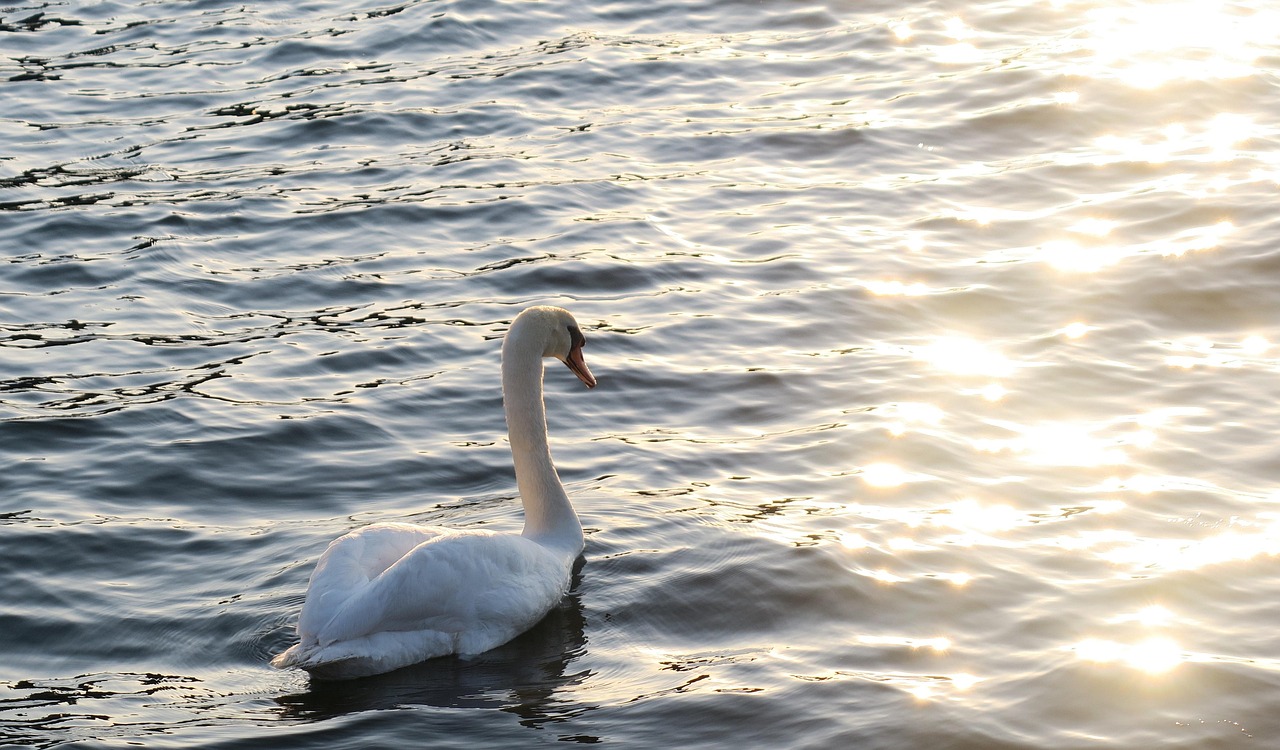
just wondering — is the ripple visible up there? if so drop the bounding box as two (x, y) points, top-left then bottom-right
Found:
(4, 0), (1280, 746)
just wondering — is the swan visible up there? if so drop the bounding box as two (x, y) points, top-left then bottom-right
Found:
(272, 305), (596, 680)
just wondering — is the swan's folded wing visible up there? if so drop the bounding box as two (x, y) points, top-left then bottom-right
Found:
(308, 531), (569, 649)
(298, 523), (446, 638)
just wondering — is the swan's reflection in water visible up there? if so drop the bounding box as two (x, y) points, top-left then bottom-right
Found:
(276, 565), (590, 728)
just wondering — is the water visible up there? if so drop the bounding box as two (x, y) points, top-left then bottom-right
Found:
(3, 0), (1280, 746)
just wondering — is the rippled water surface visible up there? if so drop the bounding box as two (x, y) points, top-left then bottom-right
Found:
(4, 0), (1280, 746)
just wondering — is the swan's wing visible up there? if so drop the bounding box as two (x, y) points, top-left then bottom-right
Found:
(307, 531), (569, 651)
(298, 523), (446, 638)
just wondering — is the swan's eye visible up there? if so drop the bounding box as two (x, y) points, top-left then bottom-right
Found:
(568, 325), (586, 349)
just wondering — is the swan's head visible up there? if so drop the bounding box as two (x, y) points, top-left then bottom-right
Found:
(512, 306), (597, 389)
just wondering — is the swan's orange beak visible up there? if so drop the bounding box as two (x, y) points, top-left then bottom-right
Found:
(564, 344), (596, 389)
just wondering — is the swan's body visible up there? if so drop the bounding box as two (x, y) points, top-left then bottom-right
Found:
(272, 306), (596, 680)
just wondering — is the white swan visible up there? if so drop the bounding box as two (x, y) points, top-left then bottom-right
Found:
(272, 305), (596, 680)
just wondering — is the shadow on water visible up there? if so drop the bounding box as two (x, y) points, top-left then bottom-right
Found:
(274, 566), (593, 728)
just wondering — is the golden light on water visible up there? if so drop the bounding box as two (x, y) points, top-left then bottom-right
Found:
(909, 671), (980, 702)
(711, 0), (1262, 711)
(951, 205), (1036, 227)
(888, 536), (923, 552)
(1060, 322), (1091, 339)
(980, 383), (1006, 402)
(1242, 336), (1270, 356)
(883, 401), (944, 437)
(934, 497), (1021, 534)
(1066, 218), (1116, 238)
(942, 17), (974, 39)
(1036, 219), (1232, 272)
(858, 635), (951, 652)
(974, 421), (1153, 467)
(862, 279), (932, 297)
(860, 462), (912, 488)
(1039, 240), (1121, 273)
(1112, 605), (1175, 628)
(1126, 637), (1185, 674)
(848, 634), (977, 702)
(1165, 333), (1272, 369)
(914, 337), (1017, 378)
(870, 569), (910, 584)
(1075, 1), (1279, 88)
(1163, 221), (1235, 257)
(919, 15), (983, 64)
(1074, 637), (1184, 674)
(932, 42), (983, 65)
(743, 0), (1265, 725)
(1099, 522), (1280, 571)
(1092, 117), (1257, 166)
(1093, 474), (1166, 494)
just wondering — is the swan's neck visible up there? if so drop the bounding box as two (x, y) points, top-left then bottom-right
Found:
(502, 331), (584, 556)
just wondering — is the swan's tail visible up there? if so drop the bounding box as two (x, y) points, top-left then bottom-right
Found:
(270, 643), (306, 669)
(270, 630), (456, 679)
(271, 641), (361, 679)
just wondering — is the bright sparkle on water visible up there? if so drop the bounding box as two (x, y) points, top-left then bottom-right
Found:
(1078, 1), (1280, 88)
(1075, 637), (1185, 674)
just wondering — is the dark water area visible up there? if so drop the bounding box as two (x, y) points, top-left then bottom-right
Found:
(5, 0), (1280, 747)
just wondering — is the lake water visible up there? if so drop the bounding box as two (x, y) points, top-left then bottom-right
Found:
(4, 0), (1280, 747)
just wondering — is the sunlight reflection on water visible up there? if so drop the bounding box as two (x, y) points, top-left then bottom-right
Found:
(1074, 1), (1280, 88)
(1074, 636), (1184, 674)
